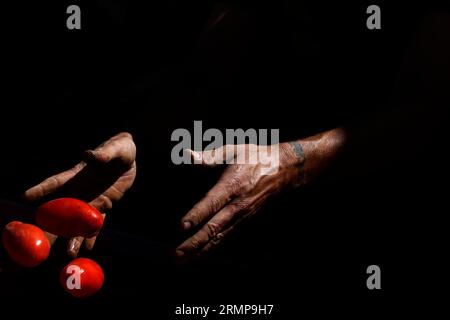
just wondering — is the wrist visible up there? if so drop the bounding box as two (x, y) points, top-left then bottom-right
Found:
(279, 142), (307, 188)
(300, 128), (347, 183)
(283, 128), (347, 186)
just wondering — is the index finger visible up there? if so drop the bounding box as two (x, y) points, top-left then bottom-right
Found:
(23, 162), (86, 202)
(181, 180), (235, 231)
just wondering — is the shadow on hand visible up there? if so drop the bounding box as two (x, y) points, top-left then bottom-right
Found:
(40, 158), (130, 206)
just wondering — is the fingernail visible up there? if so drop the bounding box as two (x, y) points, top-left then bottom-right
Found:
(181, 221), (192, 231)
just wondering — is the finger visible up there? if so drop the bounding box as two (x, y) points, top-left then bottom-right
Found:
(83, 214), (105, 250)
(186, 145), (239, 167)
(180, 180), (236, 231)
(176, 200), (245, 258)
(200, 207), (254, 255)
(198, 226), (232, 255)
(67, 236), (84, 258)
(84, 132), (135, 165)
(184, 149), (204, 165)
(83, 236), (97, 251)
(23, 162), (86, 202)
(45, 232), (58, 246)
(90, 194), (114, 212)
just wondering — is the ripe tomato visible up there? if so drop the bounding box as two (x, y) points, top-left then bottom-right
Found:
(60, 257), (104, 298)
(2, 221), (50, 267)
(36, 198), (104, 238)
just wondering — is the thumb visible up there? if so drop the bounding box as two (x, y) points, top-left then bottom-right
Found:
(185, 145), (238, 167)
(83, 132), (135, 165)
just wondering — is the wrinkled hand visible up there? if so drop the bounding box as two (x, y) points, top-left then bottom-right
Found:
(24, 132), (137, 257)
(176, 143), (305, 261)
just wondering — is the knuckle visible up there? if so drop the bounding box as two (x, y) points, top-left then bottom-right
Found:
(117, 132), (133, 140)
(96, 195), (113, 211)
(205, 196), (222, 213)
(107, 185), (125, 200)
(230, 200), (248, 212)
(226, 176), (243, 194)
(211, 232), (225, 244)
(204, 221), (221, 239)
(41, 176), (59, 193)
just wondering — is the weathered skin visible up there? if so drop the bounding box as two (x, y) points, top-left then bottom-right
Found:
(176, 129), (347, 260)
(24, 132), (137, 257)
(175, 8), (450, 262)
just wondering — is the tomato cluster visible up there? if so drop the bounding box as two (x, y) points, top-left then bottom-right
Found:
(1, 198), (105, 298)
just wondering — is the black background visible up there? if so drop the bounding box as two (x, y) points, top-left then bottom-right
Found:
(1, 0), (449, 317)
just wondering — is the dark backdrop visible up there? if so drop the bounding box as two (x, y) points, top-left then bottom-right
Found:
(1, 1), (449, 316)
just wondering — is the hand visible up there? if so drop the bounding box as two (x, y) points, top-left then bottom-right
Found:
(23, 132), (137, 257)
(176, 142), (306, 261)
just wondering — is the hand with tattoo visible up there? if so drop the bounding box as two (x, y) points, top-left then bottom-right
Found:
(176, 128), (346, 261)
(23, 132), (137, 257)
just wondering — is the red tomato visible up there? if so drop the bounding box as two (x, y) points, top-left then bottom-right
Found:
(2, 221), (50, 267)
(35, 198), (104, 238)
(60, 258), (104, 298)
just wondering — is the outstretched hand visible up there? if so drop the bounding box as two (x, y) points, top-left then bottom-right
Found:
(24, 132), (137, 257)
(176, 143), (305, 261)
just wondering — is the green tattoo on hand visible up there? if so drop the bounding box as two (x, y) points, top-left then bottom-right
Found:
(289, 141), (306, 186)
